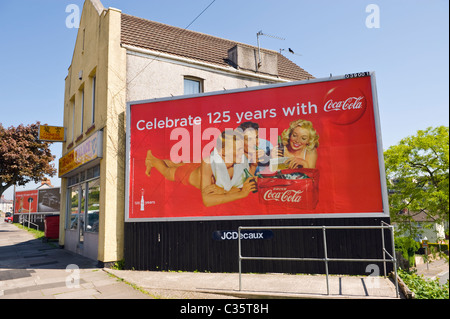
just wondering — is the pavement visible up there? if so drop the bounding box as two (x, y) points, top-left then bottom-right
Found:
(0, 221), (152, 299)
(0, 220), (405, 299)
(414, 256), (449, 285)
(104, 268), (400, 299)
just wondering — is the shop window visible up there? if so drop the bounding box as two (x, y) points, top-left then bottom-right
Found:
(69, 187), (79, 230)
(86, 165), (100, 180)
(79, 183), (86, 243)
(86, 179), (100, 233)
(68, 175), (79, 187)
(66, 165), (100, 234)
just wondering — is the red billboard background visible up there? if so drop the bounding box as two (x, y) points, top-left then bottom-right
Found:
(14, 190), (38, 214)
(126, 74), (387, 221)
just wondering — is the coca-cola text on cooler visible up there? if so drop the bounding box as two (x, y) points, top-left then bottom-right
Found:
(323, 96), (365, 113)
(262, 187), (303, 203)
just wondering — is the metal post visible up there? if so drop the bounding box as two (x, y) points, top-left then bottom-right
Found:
(237, 224), (399, 298)
(28, 201), (31, 228)
(12, 184), (16, 221)
(381, 225), (387, 278)
(238, 227), (242, 291)
(322, 226), (330, 295)
(256, 31), (262, 69)
(390, 226), (399, 298)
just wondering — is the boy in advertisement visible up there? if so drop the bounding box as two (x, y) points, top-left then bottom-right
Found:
(144, 129), (257, 207)
(237, 121), (273, 174)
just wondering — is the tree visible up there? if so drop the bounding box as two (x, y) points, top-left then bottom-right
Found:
(0, 122), (57, 198)
(384, 126), (449, 234)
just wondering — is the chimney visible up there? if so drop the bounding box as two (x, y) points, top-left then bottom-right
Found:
(227, 45), (278, 76)
(41, 178), (53, 187)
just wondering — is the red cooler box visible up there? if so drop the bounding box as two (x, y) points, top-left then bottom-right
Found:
(44, 215), (60, 239)
(258, 168), (319, 210)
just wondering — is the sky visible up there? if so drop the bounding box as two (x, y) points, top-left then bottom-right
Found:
(0, 0), (448, 199)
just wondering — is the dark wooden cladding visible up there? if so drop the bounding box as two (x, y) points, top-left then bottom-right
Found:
(124, 217), (392, 275)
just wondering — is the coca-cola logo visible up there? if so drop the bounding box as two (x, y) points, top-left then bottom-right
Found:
(324, 96), (364, 112)
(263, 187), (303, 203)
(323, 87), (367, 125)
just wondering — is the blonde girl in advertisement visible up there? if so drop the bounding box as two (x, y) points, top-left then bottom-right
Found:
(144, 129), (257, 207)
(279, 119), (319, 169)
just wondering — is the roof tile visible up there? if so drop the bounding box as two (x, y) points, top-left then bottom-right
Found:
(120, 13), (314, 81)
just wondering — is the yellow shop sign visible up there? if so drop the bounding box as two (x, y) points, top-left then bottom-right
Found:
(38, 125), (66, 142)
(59, 131), (103, 177)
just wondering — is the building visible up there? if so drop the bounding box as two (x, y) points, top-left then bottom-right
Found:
(59, 0), (313, 265)
(393, 210), (448, 243)
(0, 196), (13, 214)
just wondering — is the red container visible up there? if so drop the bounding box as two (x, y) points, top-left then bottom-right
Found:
(257, 168), (319, 210)
(44, 215), (60, 239)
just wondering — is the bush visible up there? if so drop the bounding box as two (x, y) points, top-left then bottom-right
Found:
(398, 268), (449, 299)
(395, 237), (420, 267)
(428, 242), (449, 253)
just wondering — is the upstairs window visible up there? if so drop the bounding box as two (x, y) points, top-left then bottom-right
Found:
(80, 88), (84, 134)
(184, 76), (203, 95)
(91, 75), (96, 125)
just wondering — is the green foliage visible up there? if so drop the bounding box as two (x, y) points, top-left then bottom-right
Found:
(398, 268), (449, 299)
(0, 122), (56, 197)
(428, 242), (449, 252)
(111, 259), (125, 270)
(385, 126), (449, 229)
(13, 223), (44, 240)
(395, 237), (420, 267)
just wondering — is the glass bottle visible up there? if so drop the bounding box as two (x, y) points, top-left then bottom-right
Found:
(244, 168), (258, 193)
(140, 189), (145, 211)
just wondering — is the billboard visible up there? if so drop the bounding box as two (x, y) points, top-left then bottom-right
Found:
(14, 190), (38, 214)
(37, 187), (61, 212)
(15, 188), (60, 214)
(125, 73), (389, 222)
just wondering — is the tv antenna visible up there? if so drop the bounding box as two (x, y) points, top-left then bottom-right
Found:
(256, 30), (285, 68)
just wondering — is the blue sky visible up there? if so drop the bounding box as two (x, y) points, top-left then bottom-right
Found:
(0, 0), (448, 198)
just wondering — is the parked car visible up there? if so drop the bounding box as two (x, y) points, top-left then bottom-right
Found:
(4, 212), (13, 223)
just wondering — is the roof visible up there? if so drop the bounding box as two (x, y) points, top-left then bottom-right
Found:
(120, 13), (314, 81)
(0, 196), (13, 204)
(397, 210), (439, 223)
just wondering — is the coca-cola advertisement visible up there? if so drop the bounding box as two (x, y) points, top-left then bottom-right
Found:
(258, 169), (319, 210)
(126, 73), (388, 221)
(14, 190), (38, 214)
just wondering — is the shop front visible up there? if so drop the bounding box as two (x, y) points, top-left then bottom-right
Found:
(59, 131), (103, 260)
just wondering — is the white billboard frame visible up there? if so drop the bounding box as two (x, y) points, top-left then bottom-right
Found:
(124, 72), (389, 222)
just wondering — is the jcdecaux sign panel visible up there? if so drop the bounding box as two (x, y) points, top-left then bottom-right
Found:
(125, 73), (389, 222)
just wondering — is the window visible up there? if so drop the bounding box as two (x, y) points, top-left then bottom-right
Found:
(80, 88), (85, 134)
(79, 183), (86, 242)
(184, 77), (203, 95)
(68, 187), (79, 230)
(82, 28), (86, 51)
(66, 165), (100, 235)
(71, 99), (75, 142)
(86, 179), (100, 233)
(91, 76), (96, 125)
